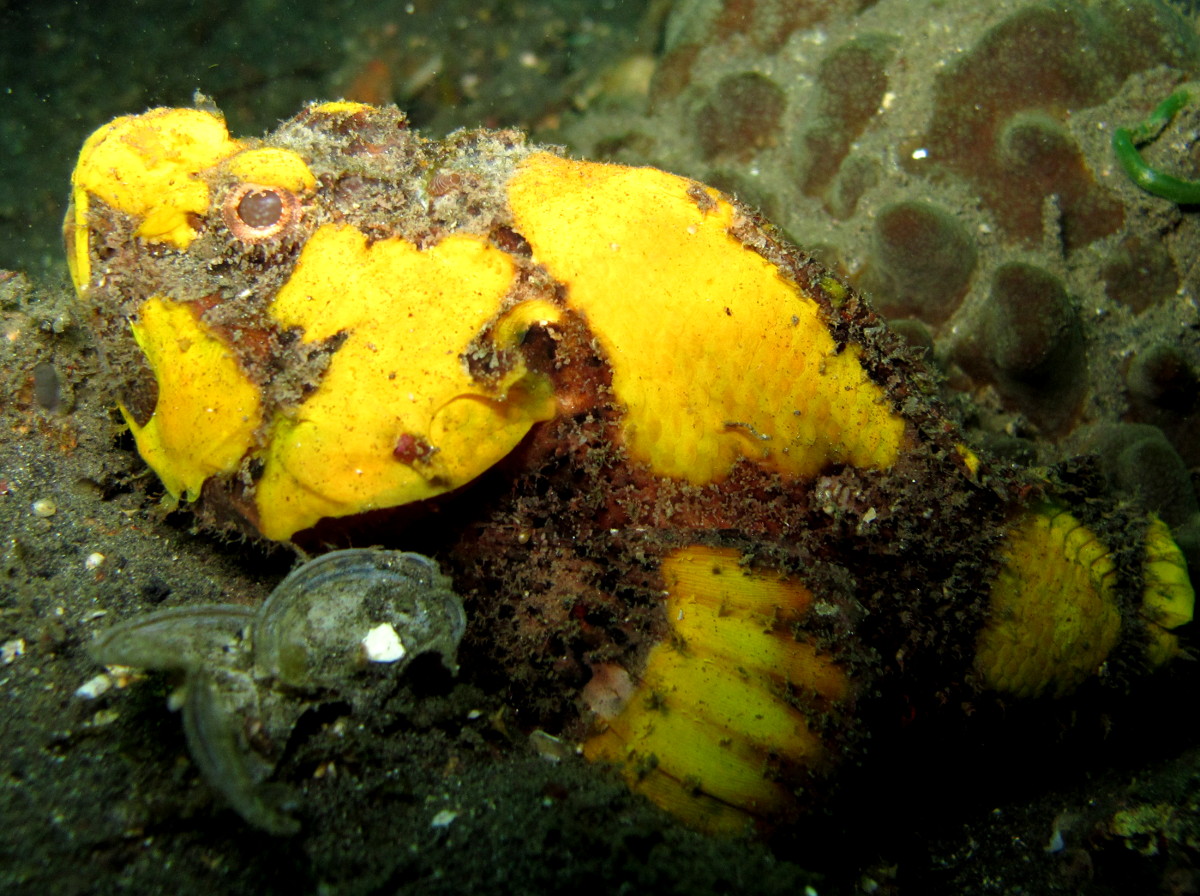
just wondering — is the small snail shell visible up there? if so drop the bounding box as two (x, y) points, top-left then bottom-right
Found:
(253, 549), (466, 689)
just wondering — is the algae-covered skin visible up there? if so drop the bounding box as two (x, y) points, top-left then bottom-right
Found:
(67, 101), (1194, 834)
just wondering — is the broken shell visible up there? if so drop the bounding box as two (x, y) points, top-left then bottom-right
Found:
(182, 667), (300, 835)
(253, 549), (466, 689)
(86, 549), (466, 834)
(89, 604), (255, 673)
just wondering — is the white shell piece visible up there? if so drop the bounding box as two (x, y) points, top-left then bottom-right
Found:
(362, 623), (407, 663)
(74, 673), (113, 699)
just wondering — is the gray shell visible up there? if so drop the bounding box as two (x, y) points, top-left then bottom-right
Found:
(87, 549), (467, 834)
(252, 549), (466, 689)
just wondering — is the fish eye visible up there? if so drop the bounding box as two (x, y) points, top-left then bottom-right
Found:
(223, 183), (296, 242)
(238, 189), (283, 227)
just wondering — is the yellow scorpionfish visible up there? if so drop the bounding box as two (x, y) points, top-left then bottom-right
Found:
(66, 101), (1194, 834)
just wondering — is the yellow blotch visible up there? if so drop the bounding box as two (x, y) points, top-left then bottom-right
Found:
(68, 108), (242, 276)
(974, 504), (1121, 698)
(584, 546), (847, 834)
(308, 100), (377, 116)
(954, 442), (982, 480)
(223, 147), (316, 193)
(255, 225), (557, 540)
(1139, 516), (1195, 667)
(125, 297), (262, 500)
(506, 152), (907, 485)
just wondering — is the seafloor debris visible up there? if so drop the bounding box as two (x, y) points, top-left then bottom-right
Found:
(89, 549), (465, 833)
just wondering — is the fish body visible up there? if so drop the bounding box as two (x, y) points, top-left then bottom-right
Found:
(67, 102), (1194, 833)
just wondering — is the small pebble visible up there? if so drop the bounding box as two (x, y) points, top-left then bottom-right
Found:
(529, 729), (573, 762)
(1, 638), (25, 664)
(84, 552), (105, 570)
(89, 709), (120, 727)
(75, 673), (114, 699)
(32, 361), (60, 412)
(31, 498), (56, 518)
